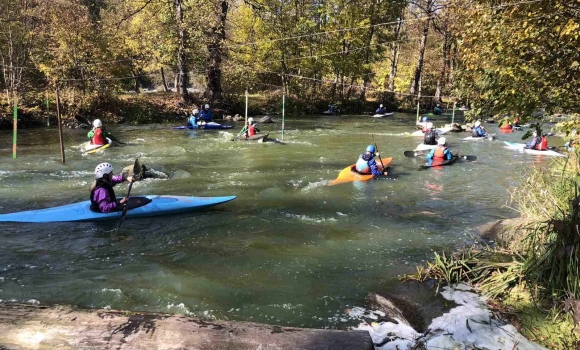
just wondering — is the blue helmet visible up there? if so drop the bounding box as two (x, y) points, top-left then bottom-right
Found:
(422, 117), (429, 122)
(366, 145), (375, 153)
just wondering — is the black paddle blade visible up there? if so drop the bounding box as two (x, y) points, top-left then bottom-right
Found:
(460, 155), (478, 161)
(404, 151), (423, 157)
(133, 158), (140, 176)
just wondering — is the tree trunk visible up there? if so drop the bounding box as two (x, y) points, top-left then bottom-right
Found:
(132, 70), (140, 93)
(359, 26), (375, 101)
(205, 0), (228, 103)
(409, 19), (430, 96)
(174, 72), (180, 92)
(174, 0), (190, 103)
(387, 19), (403, 93)
(434, 32), (450, 102)
(160, 67), (169, 92)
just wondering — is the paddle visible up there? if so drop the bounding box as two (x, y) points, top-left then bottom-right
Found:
(371, 134), (386, 175)
(404, 150), (477, 161)
(117, 158), (139, 230)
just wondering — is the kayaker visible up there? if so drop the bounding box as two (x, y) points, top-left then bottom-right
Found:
(471, 121), (488, 138)
(418, 116), (429, 130)
(238, 117), (260, 138)
(187, 109), (200, 127)
(426, 137), (452, 161)
(423, 125), (438, 145)
(355, 145), (387, 177)
(199, 104), (213, 121)
(422, 121), (434, 134)
(87, 119), (115, 146)
(90, 163), (134, 213)
(524, 130), (547, 150)
(565, 129), (577, 151)
(433, 104), (442, 115)
(375, 104), (387, 114)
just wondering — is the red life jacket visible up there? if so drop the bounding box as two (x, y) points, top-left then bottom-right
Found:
(248, 125), (256, 137)
(536, 137), (548, 150)
(92, 128), (107, 145)
(433, 146), (447, 160)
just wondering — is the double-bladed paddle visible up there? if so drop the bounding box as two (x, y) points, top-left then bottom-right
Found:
(117, 158), (139, 230)
(371, 134), (386, 175)
(403, 150), (477, 161)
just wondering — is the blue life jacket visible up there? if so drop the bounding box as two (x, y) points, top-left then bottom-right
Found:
(376, 107), (386, 114)
(472, 126), (487, 137)
(199, 109), (213, 121)
(188, 116), (197, 126)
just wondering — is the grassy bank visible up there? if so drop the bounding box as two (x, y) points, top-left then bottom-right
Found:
(404, 152), (580, 349)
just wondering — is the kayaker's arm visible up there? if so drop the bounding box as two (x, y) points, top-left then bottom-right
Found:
(368, 158), (384, 177)
(425, 149), (435, 159)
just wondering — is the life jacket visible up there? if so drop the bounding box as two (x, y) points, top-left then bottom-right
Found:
(355, 154), (372, 174)
(89, 178), (117, 212)
(433, 146), (447, 160)
(536, 137), (548, 151)
(424, 130), (437, 145)
(91, 128), (107, 145)
(248, 125), (256, 137)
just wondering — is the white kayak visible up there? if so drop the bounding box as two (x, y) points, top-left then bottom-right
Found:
(411, 127), (453, 137)
(371, 113), (394, 118)
(82, 138), (112, 153)
(414, 143), (437, 151)
(460, 134), (495, 141)
(503, 141), (566, 157)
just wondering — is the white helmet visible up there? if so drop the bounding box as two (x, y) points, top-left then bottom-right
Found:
(427, 122), (434, 129)
(204, 104), (210, 109)
(93, 119), (102, 128)
(380, 104), (383, 108)
(438, 137), (447, 145)
(248, 117), (254, 124)
(474, 121), (481, 127)
(95, 163), (113, 179)
(192, 109), (199, 114)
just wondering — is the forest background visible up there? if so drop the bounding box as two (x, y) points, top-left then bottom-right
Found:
(0, 0), (578, 126)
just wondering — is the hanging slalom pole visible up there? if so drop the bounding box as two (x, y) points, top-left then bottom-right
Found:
(452, 101), (456, 124)
(415, 99), (421, 124)
(56, 88), (65, 164)
(12, 93), (18, 159)
(244, 89), (248, 127)
(281, 92), (285, 141)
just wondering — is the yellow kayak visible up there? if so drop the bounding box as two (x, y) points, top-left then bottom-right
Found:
(329, 157), (392, 186)
(82, 138), (112, 155)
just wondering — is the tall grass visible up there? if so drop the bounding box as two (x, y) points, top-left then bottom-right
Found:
(406, 150), (580, 303)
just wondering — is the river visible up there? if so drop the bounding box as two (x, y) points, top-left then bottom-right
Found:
(0, 114), (559, 328)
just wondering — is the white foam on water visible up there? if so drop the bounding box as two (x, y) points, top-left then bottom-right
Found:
(26, 299), (40, 304)
(352, 284), (546, 350)
(285, 213), (337, 224)
(100, 288), (122, 294)
(300, 180), (329, 192)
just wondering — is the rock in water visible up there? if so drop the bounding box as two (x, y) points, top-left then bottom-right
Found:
(122, 163), (168, 180)
(259, 115), (273, 123)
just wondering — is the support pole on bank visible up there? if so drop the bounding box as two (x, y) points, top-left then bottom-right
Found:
(56, 89), (65, 164)
(12, 93), (18, 159)
(452, 101), (456, 124)
(281, 92), (285, 141)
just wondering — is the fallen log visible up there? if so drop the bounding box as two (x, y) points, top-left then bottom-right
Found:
(0, 303), (373, 350)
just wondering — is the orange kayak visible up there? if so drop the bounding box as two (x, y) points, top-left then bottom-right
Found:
(328, 157), (392, 186)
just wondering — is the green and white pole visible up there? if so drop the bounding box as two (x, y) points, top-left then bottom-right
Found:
(281, 92), (285, 141)
(12, 94), (17, 159)
(452, 101), (456, 124)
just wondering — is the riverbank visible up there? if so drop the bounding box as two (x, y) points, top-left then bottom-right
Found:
(0, 91), (441, 130)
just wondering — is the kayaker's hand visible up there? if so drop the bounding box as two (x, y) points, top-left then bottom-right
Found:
(383, 171), (388, 176)
(127, 176), (135, 183)
(120, 197), (129, 204)
(375, 152), (380, 157)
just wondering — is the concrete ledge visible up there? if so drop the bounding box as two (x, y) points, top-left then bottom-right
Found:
(0, 303), (373, 350)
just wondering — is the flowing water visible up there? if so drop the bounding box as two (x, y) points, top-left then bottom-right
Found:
(0, 114), (560, 328)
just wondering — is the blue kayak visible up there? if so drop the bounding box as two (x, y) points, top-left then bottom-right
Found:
(0, 195), (236, 223)
(173, 122), (234, 130)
